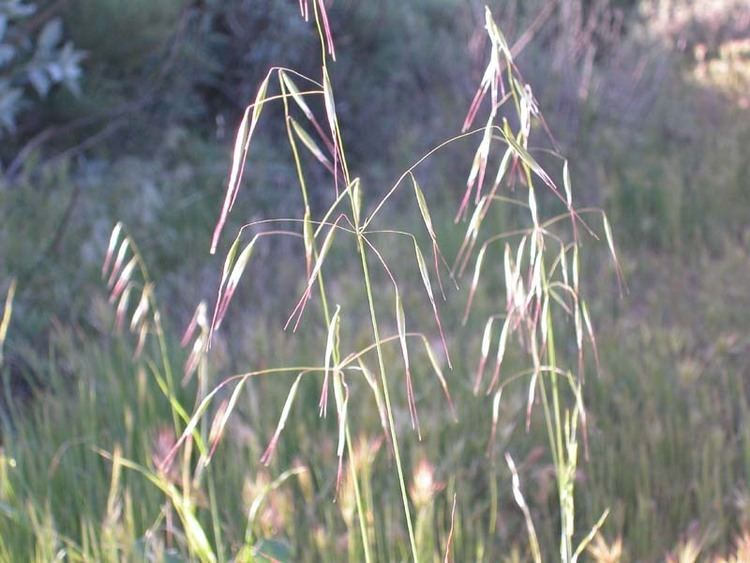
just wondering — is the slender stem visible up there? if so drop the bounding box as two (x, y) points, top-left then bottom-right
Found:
(312, 0), (327, 65)
(317, 271), (373, 563)
(199, 332), (224, 562)
(357, 237), (419, 561)
(545, 293), (571, 561)
(309, 21), (419, 555)
(206, 466), (224, 563)
(329, 84), (419, 558)
(345, 425), (371, 561)
(282, 72), (372, 561)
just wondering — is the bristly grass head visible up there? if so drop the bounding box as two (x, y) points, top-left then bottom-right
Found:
(102, 222), (153, 357)
(99, 5), (623, 562)
(449, 7), (622, 561)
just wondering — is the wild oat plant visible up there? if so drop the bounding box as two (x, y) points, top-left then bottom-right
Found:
(103, 4), (620, 561)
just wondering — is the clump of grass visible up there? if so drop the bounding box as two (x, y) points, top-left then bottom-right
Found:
(448, 8), (625, 561)
(14, 3), (619, 561)
(134, 4), (620, 561)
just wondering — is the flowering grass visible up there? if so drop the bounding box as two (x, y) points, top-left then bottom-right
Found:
(99, 5), (617, 561)
(2, 3), (750, 562)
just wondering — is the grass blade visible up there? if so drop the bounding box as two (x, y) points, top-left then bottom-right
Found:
(505, 453), (542, 563)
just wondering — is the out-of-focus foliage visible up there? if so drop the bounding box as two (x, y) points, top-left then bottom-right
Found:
(598, 0), (750, 251)
(1, 0), (748, 342)
(58, 0), (218, 131)
(0, 0), (746, 338)
(0, 0), (84, 137)
(0, 128), (224, 341)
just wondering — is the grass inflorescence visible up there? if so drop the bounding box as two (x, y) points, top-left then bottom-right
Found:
(2, 3), (690, 562)
(105, 4), (621, 561)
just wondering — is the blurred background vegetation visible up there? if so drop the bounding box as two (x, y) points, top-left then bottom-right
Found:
(0, 0), (749, 560)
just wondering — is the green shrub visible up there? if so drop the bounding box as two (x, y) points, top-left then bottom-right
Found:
(0, 1), (84, 138)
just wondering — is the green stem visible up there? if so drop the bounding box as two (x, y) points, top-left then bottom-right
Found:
(317, 268), (373, 563)
(518, 158), (570, 559)
(300, 10), (417, 554)
(320, 52), (418, 562)
(536, 241), (570, 561)
(282, 72), (372, 562)
(357, 237), (419, 562)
